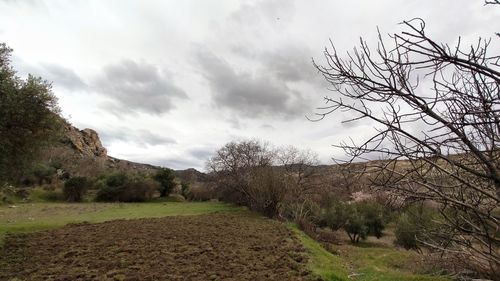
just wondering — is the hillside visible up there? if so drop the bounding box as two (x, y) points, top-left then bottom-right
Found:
(38, 121), (207, 182)
(38, 122), (160, 178)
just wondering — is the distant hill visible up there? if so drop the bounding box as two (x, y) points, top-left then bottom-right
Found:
(174, 168), (209, 183)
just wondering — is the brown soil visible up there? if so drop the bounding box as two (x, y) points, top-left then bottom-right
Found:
(0, 214), (312, 281)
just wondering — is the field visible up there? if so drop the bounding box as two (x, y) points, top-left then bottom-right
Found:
(0, 202), (449, 281)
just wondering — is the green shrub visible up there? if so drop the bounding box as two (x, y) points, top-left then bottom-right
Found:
(281, 200), (321, 223)
(394, 213), (418, 250)
(322, 200), (388, 243)
(31, 187), (63, 202)
(154, 168), (176, 197)
(343, 207), (369, 243)
(106, 172), (128, 188)
(180, 181), (192, 200)
(394, 204), (435, 250)
(358, 201), (386, 238)
(321, 200), (349, 231)
(31, 163), (57, 185)
(119, 178), (158, 202)
(95, 173), (158, 202)
(95, 185), (122, 202)
(63, 177), (89, 202)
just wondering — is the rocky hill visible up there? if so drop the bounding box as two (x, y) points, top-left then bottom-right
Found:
(40, 121), (205, 180)
(40, 122), (160, 178)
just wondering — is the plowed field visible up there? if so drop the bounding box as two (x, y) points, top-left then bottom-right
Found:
(0, 213), (312, 281)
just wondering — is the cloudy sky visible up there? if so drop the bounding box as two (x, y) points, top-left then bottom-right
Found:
(0, 0), (498, 170)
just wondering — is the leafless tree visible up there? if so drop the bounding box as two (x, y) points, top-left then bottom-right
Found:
(275, 146), (321, 220)
(206, 140), (282, 215)
(207, 141), (324, 218)
(312, 19), (499, 277)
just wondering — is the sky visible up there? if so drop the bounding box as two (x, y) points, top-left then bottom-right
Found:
(0, 0), (498, 170)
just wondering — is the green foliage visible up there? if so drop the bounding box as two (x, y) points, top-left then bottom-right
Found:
(358, 201), (385, 239)
(105, 172), (128, 188)
(31, 163), (57, 185)
(322, 200), (349, 231)
(395, 213), (419, 250)
(63, 177), (89, 202)
(30, 187), (63, 202)
(95, 186), (121, 202)
(343, 207), (369, 243)
(0, 43), (62, 184)
(394, 204), (436, 250)
(96, 173), (158, 202)
(154, 168), (176, 197)
(180, 181), (192, 200)
(322, 200), (387, 243)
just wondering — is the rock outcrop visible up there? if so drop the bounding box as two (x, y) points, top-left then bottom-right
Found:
(40, 121), (160, 177)
(64, 124), (107, 158)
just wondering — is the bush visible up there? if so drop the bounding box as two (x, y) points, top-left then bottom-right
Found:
(32, 163), (57, 185)
(154, 168), (176, 197)
(180, 182), (192, 200)
(95, 173), (158, 202)
(322, 200), (387, 243)
(31, 186), (64, 202)
(281, 200), (321, 223)
(63, 176), (89, 202)
(394, 213), (419, 250)
(358, 201), (386, 239)
(321, 201), (349, 230)
(394, 204), (435, 250)
(120, 178), (158, 202)
(95, 185), (122, 202)
(246, 166), (287, 218)
(106, 172), (128, 188)
(190, 185), (216, 201)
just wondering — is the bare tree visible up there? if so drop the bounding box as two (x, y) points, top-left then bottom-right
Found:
(207, 141), (324, 218)
(312, 19), (499, 277)
(206, 140), (278, 213)
(276, 146), (321, 220)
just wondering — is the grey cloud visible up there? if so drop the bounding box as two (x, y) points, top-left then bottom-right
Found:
(96, 59), (187, 115)
(11, 58), (86, 91)
(231, 44), (319, 83)
(99, 127), (176, 147)
(41, 63), (87, 90)
(260, 124), (275, 130)
(261, 46), (318, 82)
(229, 0), (296, 27)
(188, 147), (214, 161)
(147, 157), (203, 171)
(196, 49), (308, 118)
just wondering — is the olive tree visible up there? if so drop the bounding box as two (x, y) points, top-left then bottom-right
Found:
(154, 168), (177, 197)
(0, 43), (62, 184)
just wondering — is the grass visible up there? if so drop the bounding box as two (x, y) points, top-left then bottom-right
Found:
(288, 224), (450, 281)
(341, 244), (450, 281)
(0, 201), (241, 245)
(289, 224), (350, 281)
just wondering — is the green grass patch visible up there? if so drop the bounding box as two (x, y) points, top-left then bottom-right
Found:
(289, 224), (450, 281)
(344, 244), (450, 281)
(0, 201), (242, 245)
(288, 224), (350, 281)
